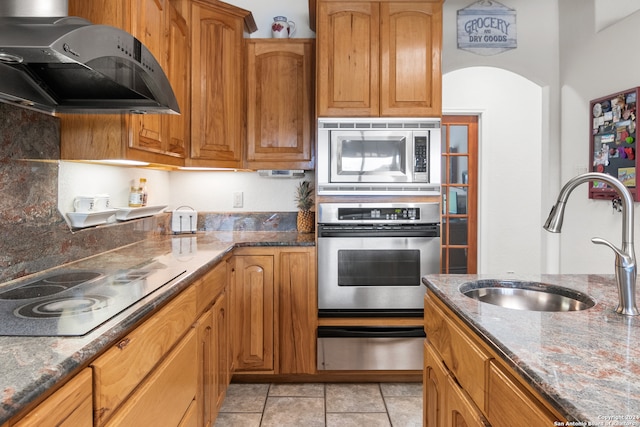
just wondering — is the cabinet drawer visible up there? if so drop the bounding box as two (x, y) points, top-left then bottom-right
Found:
(487, 360), (559, 427)
(105, 328), (198, 427)
(195, 261), (227, 314)
(14, 368), (92, 427)
(424, 293), (490, 409)
(92, 287), (196, 425)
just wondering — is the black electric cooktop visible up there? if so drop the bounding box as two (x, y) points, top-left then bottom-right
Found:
(0, 266), (186, 337)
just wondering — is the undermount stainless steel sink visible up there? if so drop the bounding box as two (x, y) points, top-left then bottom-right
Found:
(459, 280), (596, 312)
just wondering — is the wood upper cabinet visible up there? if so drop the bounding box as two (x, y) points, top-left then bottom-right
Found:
(189, 0), (246, 168)
(245, 39), (315, 170)
(61, 0), (190, 166)
(317, 0), (442, 117)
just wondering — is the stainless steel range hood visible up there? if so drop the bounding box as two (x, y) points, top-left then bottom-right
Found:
(0, 2), (180, 115)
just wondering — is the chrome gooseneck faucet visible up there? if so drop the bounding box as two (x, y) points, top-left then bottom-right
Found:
(544, 172), (639, 315)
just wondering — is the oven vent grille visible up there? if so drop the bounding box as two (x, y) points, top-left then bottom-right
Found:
(318, 184), (441, 195)
(318, 121), (440, 130)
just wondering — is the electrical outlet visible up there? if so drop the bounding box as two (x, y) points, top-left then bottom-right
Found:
(233, 191), (243, 208)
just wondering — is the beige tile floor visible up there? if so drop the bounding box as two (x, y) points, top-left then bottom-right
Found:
(214, 382), (422, 427)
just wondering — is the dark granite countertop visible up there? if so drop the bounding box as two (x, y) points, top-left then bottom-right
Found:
(0, 231), (314, 424)
(422, 274), (640, 424)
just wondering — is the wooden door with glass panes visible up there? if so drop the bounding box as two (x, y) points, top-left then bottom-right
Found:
(441, 116), (478, 274)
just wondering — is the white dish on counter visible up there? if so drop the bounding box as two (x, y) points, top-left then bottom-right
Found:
(115, 205), (168, 221)
(66, 209), (117, 228)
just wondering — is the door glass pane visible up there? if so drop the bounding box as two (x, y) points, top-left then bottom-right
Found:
(449, 248), (468, 274)
(449, 188), (468, 214)
(449, 218), (468, 245)
(450, 125), (468, 153)
(449, 156), (468, 184)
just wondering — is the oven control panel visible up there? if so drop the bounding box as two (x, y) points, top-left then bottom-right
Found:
(318, 202), (440, 225)
(338, 207), (419, 221)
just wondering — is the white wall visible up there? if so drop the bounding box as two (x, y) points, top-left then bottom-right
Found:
(556, 1), (640, 273)
(442, 0), (560, 274)
(168, 171), (314, 211)
(58, 162), (171, 218)
(58, 163), (313, 216)
(443, 68), (543, 274)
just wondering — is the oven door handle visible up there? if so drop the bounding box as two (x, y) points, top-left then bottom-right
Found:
(317, 326), (425, 338)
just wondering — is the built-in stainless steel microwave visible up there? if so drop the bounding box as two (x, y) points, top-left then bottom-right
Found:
(317, 118), (441, 195)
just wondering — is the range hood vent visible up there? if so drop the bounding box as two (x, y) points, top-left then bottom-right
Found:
(0, 10), (180, 115)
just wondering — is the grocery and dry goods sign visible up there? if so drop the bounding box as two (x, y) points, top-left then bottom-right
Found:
(457, 0), (516, 56)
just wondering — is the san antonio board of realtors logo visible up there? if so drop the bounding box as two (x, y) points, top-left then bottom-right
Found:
(457, 0), (516, 56)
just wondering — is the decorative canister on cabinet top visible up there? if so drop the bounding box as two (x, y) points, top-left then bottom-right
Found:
(271, 16), (296, 38)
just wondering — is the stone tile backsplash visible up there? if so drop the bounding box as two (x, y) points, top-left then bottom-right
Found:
(0, 104), (169, 283)
(0, 104), (300, 284)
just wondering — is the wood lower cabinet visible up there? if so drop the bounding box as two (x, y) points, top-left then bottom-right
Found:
(275, 247), (317, 375)
(92, 287), (196, 425)
(12, 368), (92, 427)
(424, 290), (565, 426)
(245, 39), (315, 170)
(195, 260), (231, 427)
(316, 0), (442, 117)
(231, 252), (275, 372)
(62, 0), (190, 166)
(231, 247), (317, 375)
(103, 329), (198, 427)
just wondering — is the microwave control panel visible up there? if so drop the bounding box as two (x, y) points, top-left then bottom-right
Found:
(414, 136), (428, 173)
(413, 132), (430, 182)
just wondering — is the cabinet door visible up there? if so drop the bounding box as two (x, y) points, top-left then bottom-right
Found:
(245, 39), (315, 170)
(14, 368), (92, 427)
(129, 0), (189, 160)
(276, 248), (317, 374)
(317, 1), (380, 117)
(232, 255), (275, 371)
(165, 0), (191, 157)
(190, 1), (244, 168)
(446, 374), (490, 427)
(380, 2), (442, 117)
(196, 309), (214, 427)
(213, 292), (230, 412)
(424, 341), (446, 427)
(129, 0), (166, 155)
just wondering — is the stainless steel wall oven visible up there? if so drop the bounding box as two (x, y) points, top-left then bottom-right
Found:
(316, 202), (440, 370)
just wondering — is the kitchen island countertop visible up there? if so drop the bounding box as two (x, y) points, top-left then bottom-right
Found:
(0, 231), (314, 424)
(422, 273), (640, 424)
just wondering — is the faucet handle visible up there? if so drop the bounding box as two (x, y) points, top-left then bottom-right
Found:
(591, 237), (625, 260)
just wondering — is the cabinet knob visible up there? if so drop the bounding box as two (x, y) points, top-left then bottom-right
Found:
(116, 337), (131, 350)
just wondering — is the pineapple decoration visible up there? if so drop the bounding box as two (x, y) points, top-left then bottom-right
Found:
(294, 180), (315, 233)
